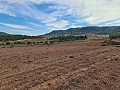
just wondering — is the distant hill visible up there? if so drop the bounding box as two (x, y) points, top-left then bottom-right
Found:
(0, 32), (8, 36)
(44, 26), (120, 36)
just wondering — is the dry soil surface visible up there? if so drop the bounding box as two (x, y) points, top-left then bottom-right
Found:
(0, 41), (120, 90)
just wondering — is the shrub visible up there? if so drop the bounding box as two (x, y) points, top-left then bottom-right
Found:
(27, 42), (32, 45)
(6, 42), (11, 45)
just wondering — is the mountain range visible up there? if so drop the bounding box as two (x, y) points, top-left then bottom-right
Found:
(0, 26), (120, 36)
(44, 26), (120, 36)
(0, 32), (9, 36)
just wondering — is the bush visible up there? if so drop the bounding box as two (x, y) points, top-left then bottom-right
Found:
(27, 42), (32, 45)
(33, 42), (36, 44)
(110, 34), (120, 40)
(6, 42), (11, 45)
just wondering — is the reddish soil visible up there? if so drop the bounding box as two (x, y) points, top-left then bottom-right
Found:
(0, 41), (120, 90)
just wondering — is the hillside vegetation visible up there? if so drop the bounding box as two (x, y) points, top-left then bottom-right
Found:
(0, 35), (42, 41)
(45, 26), (120, 36)
(49, 35), (87, 42)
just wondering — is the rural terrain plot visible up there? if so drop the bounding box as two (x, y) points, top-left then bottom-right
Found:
(0, 41), (120, 90)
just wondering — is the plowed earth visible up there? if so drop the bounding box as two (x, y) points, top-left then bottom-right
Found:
(0, 41), (120, 90)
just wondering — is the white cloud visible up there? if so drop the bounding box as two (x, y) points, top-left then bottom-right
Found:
(0, 1), (15, 16)
(54, 0), (120, 25)
(28, 22), (43, 27)
(46, 20), (69, 30)
(9, 30), (33, 35)
(83, 0), (120, 24)
(0, 0), (120, 31)
(0, 23), (31, 29)
(53, 0), (120, 25)
(69, 23), (84, 28)
(99, 20), (120, 26)
(51, 0), (120, 25)
(0, 0), (57, 22)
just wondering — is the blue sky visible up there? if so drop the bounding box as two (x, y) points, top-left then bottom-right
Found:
(0, 0), (120, 35)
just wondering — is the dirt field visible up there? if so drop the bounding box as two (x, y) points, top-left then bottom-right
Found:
(0, 41), (120, 90)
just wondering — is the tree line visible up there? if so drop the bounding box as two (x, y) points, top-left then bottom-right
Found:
(49, 35), (87, 41)
(0, 35), (42, 41)
(110, 34), (120, 40)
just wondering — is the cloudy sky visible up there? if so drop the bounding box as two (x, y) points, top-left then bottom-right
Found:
(0, 0), (120, 35)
